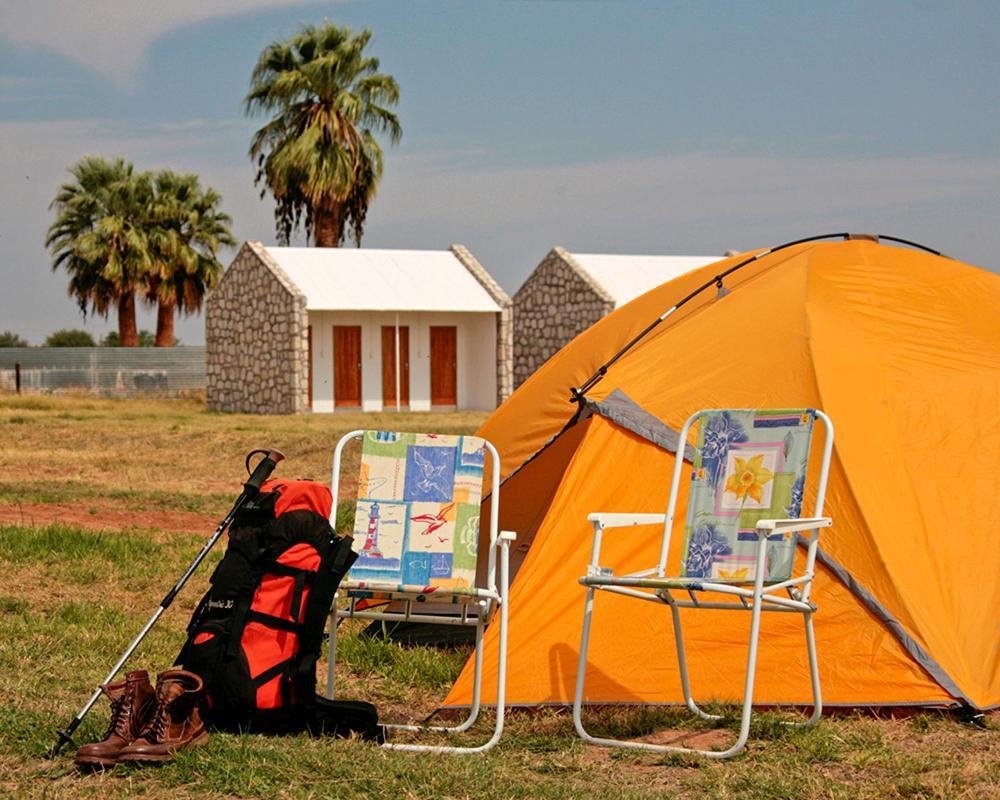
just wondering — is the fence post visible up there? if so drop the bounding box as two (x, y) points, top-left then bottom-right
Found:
(15, 361), (21, 394)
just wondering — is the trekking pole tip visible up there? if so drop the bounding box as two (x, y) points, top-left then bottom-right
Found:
(46, 727), (75, 758)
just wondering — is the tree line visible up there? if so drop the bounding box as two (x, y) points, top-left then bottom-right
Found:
(0, 329), (164, 347)
(46, 23), (401, 346)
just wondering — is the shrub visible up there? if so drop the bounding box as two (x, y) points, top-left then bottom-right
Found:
(101, 330), (157, 346)
(44, 329), (96, 347)
(0, 331), (28, 347)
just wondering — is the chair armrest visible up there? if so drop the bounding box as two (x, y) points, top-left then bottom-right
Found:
(755, 517), (831, 536)
(496, 530), (517, 545)
(587, 513), (666, 529)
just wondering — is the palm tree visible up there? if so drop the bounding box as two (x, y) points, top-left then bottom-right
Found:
(145, 171), (235, 346)
(46, 157), (153, 346)
(245, 23), (401, 247)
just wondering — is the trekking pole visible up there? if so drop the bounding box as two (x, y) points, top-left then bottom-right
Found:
(47, 448), (285, 758)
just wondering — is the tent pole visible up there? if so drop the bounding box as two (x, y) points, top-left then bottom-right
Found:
(570, 231), (885, 402)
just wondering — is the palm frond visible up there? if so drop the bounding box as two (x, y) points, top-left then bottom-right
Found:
(245, 21), (401, 246)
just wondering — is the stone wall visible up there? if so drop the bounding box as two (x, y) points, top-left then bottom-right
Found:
(206, 241), (309, 414)
(512, 247), (614, 389)
(450, 244), (514, 406)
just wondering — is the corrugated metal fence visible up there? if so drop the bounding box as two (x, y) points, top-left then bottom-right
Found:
(0, 347), (206, 397)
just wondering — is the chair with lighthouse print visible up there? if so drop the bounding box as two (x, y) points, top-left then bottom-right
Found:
(327, 430), (515, 753)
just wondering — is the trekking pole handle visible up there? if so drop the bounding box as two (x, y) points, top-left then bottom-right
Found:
(244, 448), (285, 493)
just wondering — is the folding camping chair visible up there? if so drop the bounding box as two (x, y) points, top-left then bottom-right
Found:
(573, 408), (834, 759)
(327, 430), (515, 753)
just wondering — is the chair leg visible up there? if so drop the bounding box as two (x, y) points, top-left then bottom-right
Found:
(435, 611), (485, 733)
(724, 591), (764, 759)
(669, 602), (723, 722)
(572, 587), (597, 742)
(781, 609), (822, 729)
(384, 610), (486, 735)
(574, 586), (756, 759)
(383, 537), (511, 754)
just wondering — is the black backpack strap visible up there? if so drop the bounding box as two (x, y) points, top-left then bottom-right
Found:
(246, 611), (302, 633)
(294, 534), (357, 699)
(225, 557), (265, 658)
(174, 589), (212, 666)
(289, 571), (307, 623)
(251, 657), (298, 688)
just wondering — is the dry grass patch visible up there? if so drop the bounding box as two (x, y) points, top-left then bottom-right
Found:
(0, 394), (488, 502)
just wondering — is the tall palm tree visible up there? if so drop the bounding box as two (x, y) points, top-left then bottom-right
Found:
(46, 157), (153, 346)
(146, 171), (235, 346)
(245, 23), (401, 247)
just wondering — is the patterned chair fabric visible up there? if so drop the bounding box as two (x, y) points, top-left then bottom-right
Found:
(348, 431), (485, 595)
(681, 409), (816, 584)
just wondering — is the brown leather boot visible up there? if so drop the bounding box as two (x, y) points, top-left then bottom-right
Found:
(74, 670), (156, 770)
(117, 669), (208, 765)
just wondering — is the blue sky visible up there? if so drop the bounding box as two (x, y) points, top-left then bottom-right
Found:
(1, 0), (998, 344)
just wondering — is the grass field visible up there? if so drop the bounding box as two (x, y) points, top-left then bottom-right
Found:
(1, 395), (997, 799)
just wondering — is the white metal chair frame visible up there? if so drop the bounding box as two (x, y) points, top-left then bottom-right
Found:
(327, 430), (515, 754)
(573, 409), (834, 759)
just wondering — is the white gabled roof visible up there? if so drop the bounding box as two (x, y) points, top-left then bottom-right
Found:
(571, 253), (722, 307)
(262, 246), (503, 313)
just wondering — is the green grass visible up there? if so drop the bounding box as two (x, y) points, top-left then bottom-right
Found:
(337, 630), (469, 690)
(0, 395), (997, 799)
(0, 523), (160, 564)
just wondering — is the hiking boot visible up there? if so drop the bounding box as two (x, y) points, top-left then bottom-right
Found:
(117, 669), (208, 765)
(74, 670), (156, 770)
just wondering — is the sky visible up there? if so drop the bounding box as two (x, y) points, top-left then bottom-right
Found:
(1, 0), (998, 344)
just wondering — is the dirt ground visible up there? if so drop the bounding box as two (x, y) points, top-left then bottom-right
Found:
(0, 502), (220, 534)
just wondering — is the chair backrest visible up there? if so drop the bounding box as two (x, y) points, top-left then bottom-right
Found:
(348, 431), (486, 590)
(679, 409), (816, 584)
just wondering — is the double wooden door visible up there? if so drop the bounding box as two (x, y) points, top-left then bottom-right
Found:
(335, 324), (457, 408)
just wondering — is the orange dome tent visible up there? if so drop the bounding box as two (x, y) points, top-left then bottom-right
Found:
(445, 236), (999, 712)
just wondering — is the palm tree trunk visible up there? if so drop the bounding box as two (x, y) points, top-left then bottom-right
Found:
(313, 203), (343, 247)
(118, 292), (139, 347)
(155, 299), (175, 347)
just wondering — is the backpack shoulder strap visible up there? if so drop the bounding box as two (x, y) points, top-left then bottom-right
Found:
(294, 532), (357, 699)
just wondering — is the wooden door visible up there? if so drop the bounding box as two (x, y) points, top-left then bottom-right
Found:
(381, 326), (410, 407)
(333, 326), (362, 407)
(430, 326), (457, 406)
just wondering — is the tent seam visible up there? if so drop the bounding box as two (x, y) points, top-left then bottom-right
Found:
(811, 544), (975, 708)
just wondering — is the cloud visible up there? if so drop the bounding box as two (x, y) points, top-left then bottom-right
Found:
(3, 116), (998, 344)
(0, 1), (325, 88)
(365, 150), (1000, 286)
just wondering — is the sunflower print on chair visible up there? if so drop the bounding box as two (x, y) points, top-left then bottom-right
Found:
(680, 410), (816, 584)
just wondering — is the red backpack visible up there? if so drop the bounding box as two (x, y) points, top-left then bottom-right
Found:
(179, 479), (378, 738)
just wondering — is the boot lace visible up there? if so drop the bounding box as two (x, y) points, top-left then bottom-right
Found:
(104, 683), (135, 739)
(140, 692), (172, 743)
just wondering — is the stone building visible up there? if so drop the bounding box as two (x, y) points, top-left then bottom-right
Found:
(207, 241), (511, 414)
(512, 248), (721, 388)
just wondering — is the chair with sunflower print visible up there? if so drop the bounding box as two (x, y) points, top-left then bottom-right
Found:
(573, 408), (834, 758)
